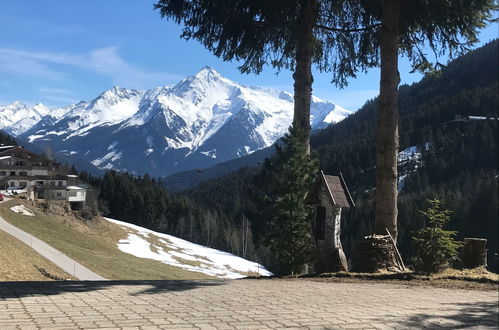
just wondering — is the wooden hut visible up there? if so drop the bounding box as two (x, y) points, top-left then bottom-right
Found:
(309, 171), (354, 272)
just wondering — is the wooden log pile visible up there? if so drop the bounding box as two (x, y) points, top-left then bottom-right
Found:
(355, 234), (401, 272)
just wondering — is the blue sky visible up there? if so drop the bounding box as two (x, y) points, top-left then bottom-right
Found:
(0, 1), (497, 110)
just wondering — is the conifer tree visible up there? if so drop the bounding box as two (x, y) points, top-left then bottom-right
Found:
(259, 125), (319, 275)
(412, 199), (462, 273)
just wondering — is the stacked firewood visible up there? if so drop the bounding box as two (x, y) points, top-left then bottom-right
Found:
(355, 234), (400, 272)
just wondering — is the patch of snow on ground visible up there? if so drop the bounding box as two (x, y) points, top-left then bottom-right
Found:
(104, 217), (272, 279)
(1, 189), (27, 196)
(91, 151), (122, 167)
(108, 141), (119, 150)
(398, 145), (424, 191)
(164, 136), (193, 151)
(10, 205), (35, 217)
(398, 146), (421, 163)
(27, 134), (45, 142)
(200, 149), (217, 158)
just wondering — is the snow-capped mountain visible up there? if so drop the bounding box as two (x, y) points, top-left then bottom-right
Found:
(0, 101), (50, 136)
(24, 87), (144, 142)
(9, 67), (351, 176)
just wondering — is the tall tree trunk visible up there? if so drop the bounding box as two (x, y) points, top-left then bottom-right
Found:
(293, 0), (315, 155)
(374, 0), (400, 241)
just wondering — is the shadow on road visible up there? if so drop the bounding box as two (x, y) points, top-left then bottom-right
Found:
(401, 301), (499, 329)
(0, 280), (226, 299)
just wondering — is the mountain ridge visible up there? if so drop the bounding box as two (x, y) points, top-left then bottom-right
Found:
(2, 67), (350, 176)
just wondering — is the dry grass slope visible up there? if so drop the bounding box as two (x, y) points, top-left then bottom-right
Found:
(0, 229), (74, 281)
(0, 199), (214, 280)
(294, 268), (498, 291)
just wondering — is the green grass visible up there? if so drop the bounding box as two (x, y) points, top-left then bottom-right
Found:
(0, 199), (214, 280)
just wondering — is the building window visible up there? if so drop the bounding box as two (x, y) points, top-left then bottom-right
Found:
(58, 181), (64, 186)
(0, 171), (6, 176)
(19, 171), (27, 176)
(10, 171), (15, 176)
(316, 206), (326, 240)
(56, 192), (62, 197)
(68, 191), (77, 197)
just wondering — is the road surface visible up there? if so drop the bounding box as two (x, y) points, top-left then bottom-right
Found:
(0, 279), (497, 329)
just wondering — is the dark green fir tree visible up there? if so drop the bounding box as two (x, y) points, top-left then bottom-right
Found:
(258, 124), (319, 275)
(412, 199), (462, 274)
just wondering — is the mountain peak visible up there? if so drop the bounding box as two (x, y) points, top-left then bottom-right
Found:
(97, 86), (143, 102)
(10, 100), (26, 107)
(199, 65), (217, 73)
(102, 85), (124, 95)
(192, 66), (223, 81)
(171, 66), (230, 97)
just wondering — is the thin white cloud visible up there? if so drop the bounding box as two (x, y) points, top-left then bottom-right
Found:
(43, 95), (79, 104)
(39, 87), (75, 95)
(82, 47), (184, 88)
(0, 49), (66, 80)
(0, 47), (183, 88)
(39, 87), (79, 105)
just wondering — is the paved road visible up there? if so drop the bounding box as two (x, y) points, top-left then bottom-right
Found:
(0, 279), (497, 329)
(0, 198), (107, 281)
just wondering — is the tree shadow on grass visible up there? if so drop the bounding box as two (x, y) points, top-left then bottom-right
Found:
(0, 279), (226, 299)
(401, 301), (498, 329)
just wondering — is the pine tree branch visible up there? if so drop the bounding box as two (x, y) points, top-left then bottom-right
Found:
(315, 23), (381, 33)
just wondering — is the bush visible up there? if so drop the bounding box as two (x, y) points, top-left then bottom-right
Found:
(412, 199), (462, 273)
(78, 206), (100, 222)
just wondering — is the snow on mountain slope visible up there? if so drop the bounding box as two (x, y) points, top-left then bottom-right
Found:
(14, 67), (351, 176)
(0, 101), (50, 136)
(30, 87), (144, 140)
(120, 66), (349, 155)
(104, 217), (272, 279)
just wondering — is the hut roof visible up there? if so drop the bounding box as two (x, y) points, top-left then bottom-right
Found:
(313, 171), (355, 208)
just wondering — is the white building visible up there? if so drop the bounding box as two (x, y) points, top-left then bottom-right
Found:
(0, 146), (87, 209)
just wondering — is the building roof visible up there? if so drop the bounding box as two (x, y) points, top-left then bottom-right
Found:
(0, 146), (51, 163)
(319, 171), (355, 208)
(1, 174), (70, 181)
(66, 186), (84, 190)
